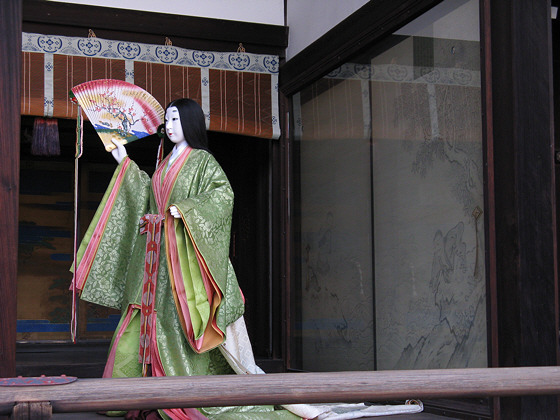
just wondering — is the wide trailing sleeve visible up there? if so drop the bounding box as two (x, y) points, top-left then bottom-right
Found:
(71, 158), (151, 309)
(164, 149), (244, 354)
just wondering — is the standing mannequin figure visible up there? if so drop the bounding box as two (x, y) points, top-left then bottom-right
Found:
(73, 98), (298, 420)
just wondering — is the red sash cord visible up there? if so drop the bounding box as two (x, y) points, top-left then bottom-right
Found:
(136, 147), (192, 376)
(138, 213), (164, 376)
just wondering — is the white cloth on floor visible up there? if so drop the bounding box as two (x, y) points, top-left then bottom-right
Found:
(219, 317), (423, 419)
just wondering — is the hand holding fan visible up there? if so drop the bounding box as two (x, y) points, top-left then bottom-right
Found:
(71, 79), (164, 151)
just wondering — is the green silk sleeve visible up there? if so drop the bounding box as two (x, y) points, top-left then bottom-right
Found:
(76, 158), (151, 309)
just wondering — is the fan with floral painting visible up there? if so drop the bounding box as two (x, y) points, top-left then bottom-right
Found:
(71, 79), (164, 151)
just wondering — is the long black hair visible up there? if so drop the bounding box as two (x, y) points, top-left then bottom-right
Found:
(165, 98), (209, 151)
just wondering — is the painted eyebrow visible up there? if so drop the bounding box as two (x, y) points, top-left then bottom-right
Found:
(165, 109), (179, 119)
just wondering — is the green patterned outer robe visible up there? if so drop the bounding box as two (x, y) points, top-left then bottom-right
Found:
(73, 148), (298, 420)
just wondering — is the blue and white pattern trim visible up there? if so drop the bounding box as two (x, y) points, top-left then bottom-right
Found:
(23, 32), (280, 75)
(43, 53), (54, 117)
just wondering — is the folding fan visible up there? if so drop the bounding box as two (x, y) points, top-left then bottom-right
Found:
(71, 79), (164, 151)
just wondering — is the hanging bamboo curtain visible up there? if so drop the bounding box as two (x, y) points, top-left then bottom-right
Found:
(21, 32), (280, 139)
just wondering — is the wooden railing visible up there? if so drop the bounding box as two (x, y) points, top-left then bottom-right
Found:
(2, 367), (560, 419)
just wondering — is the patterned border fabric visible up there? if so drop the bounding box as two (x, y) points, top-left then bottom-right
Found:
(21, 32), (280, 139)
(0, 376), (77, 386)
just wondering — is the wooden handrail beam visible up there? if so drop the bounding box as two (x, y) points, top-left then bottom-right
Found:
(2, 367), (560, 415)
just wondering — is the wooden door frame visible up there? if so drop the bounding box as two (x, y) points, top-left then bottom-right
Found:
(487, 0), (559, 417)
(0, 0), (22, 379)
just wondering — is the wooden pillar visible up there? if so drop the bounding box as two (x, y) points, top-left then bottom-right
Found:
(0, 0), (21, 378)
(488, 0), (559, 417)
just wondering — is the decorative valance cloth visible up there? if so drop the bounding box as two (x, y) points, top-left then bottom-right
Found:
(21, 32), (280, 139)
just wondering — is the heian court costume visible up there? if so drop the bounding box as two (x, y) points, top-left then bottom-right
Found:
(72, 147), (299, 420)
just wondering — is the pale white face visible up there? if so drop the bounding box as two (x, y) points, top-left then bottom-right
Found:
(165, 106), (186, 145)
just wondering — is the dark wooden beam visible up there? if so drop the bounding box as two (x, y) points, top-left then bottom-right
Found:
(3, 367), (560, 415)
(489, 0), (559, 417)
(0, 0), (21, 379)
(480, 1), (500, 417)
(22, 0), (288, 56)
(279, 0), (444, 96)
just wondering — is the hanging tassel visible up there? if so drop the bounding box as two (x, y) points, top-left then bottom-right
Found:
(31, 117), (46, 155)
(31, 117), (60, 156)
(45, 118), (60, 156)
